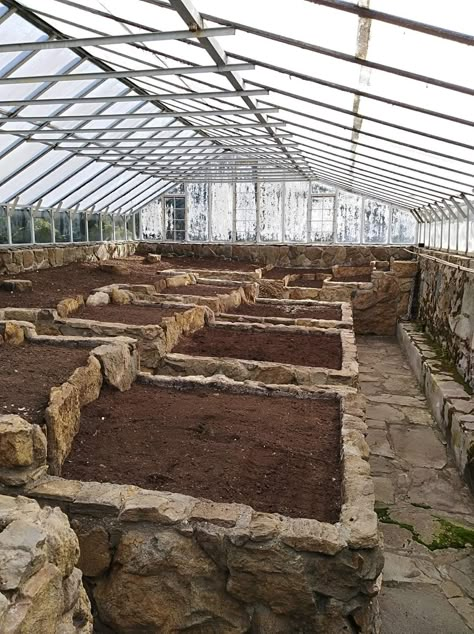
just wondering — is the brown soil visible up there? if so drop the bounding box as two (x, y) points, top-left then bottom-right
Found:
(288, 278), (324, 288)
(161, 256), (260, 272)
(0, 257), (171, 309)
(331, 275), (372, 283)
(0, 343), (90, 425)
(228, 302), (341, 321)
(174, 326), (342, 369)
(162, 284), (234, 297)
(63, 383), (342, 521)
(264, 267), (331, 280)
(74, 304), (187, 325)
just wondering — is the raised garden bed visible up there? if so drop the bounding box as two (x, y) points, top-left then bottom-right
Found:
(288, 277), (324, 288)
(161, 256), (262, 272)
(222, 300), (342, 321)
(0, 363), (381, 632)
(330, 275), (372, 283)
(63, 381), (341, 522)
(0, 257), (171, 308)
(167, 322), (358, 386)
(75, 303), (188, 325)
(0, 342), (89, 425)
(264, 267), (331, 280)
(174, 323), (341, 368)
(161, 283), (246, 297)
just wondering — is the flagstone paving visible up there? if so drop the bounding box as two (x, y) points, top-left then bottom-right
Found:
(357, 336), (474, 633)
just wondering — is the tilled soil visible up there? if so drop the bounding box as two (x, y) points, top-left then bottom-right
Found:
(63, 383), (342, 522)
(74, 304), (187, 325)
(161, 256), (260, 272)
(174, 326), (342, 369)
(161, 284), (234, 297)
(288, 278), (324, 288)
(226, 302), (342, 321)
(331, 275), (372, 283)
(264, 267), (331, 280)
(0, 344), (90, 424)
(0, 257), (171, 308)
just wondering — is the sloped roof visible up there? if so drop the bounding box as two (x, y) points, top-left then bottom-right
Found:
(0, 0), (472, 216)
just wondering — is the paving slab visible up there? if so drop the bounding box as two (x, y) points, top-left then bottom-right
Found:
(388, 424), (447, 469)
(381, 585), (473, 634)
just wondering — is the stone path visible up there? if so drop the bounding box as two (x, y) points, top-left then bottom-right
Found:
(357, 336), (474, 633)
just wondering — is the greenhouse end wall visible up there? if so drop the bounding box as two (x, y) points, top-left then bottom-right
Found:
(0, 206), (140, 247)
(140, 181), (418, 246)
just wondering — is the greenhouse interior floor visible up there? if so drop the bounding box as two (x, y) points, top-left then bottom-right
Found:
(358, 337), (474, 633)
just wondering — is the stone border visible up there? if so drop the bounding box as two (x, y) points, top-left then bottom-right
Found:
(159, 266), (265, 281)
(0, 242), (137, 276)
(398, 322), (474, 493)
(0, 494), (93, 632)
(0, 302), (212, 369)
(0, 320), (138, 478)
(216, 298), (353, 330)
(163, 322), (358, 387)
(11, 374), (381, 633)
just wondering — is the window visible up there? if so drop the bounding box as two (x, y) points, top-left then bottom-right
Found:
(363, 199), (389, 244)
(310, 194), (335, 242)
(164, 196), (185, 241)
(235, 182), (257, 241)
(88, 213), (101, 241)
(33, 209), (53, 243)
(0, 206), (8, 244)
(54, 211), (70, 243)
(11, 208), (32, 244)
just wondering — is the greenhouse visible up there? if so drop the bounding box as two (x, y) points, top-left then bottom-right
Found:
(0, 0), (472, 633)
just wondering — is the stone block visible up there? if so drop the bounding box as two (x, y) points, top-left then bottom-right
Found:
(92, 342), (137, 391)
(3, 321), (25, 345)
(0, 279), (32, 292)
(144, 253), (161, 263)
(85, 291), (109, 306)
(110, 287), (132, 305)
(67, 355), (103, 407)
(45, 382), (81, 475)
(56, 296), (84, 318)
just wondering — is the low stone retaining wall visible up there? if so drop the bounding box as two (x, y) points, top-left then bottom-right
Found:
(0, 320), (138, 477)
(0, 494), (93, 633)
(162, 323), (359, 387)
(0, 242), (137, 276)
(398, 322), (474, 492)
(140, 241), (413, 268)
(161, 266), (265, 281)
(217, 298), (353, 330)
(0, 302), (212, 368)
(285, 260), (418, 335)
(4, 375), (382, 634)
(416, 249), (474, 390)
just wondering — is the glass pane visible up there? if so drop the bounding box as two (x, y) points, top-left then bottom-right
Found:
(0, 206), (8, 244)
(33, 209), (53, 243)
(211, 183), (233, 241)
(363, 199), (389, 244)
(88, 213), (101, 241)
(187, 183), (208, 241)
(284, 182), (308, 242)
(134, 213), (140, 240)
(54, 211), (70, 243)
(259, 182), (282, 242)
(11, 208), (32, 244)
(142, 200), (162, 240)
(311, 195), (334, 242)
(235, 182), (256, 242)
(391, 208), (417, 244)
(336, 192), (362, 243)
(72, 213), (87, 242)
(102, 216), (113, 241)
(115, 217), (125, 240)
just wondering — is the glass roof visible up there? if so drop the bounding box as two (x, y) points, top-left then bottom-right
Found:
(0, 0), (470, 217)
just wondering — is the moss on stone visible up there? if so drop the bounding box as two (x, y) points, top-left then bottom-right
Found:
(376, 507), (474, 551)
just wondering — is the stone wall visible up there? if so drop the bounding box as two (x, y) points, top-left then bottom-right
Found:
(139, 242), (414, 267)
(0, 494), (93, 633)
(416, 249), (474, 389)
(398, 322), (474, 493)
(0, 242), (138, 276)
(17, 377), (382, 634)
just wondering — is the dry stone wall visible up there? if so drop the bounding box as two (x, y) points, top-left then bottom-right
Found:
(0, 242), (137, 276)
(139, 241), (413, 267)
(416, 249), (474, 389)
(0, 494), (93, 633)
(13, 377), (382, 634)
